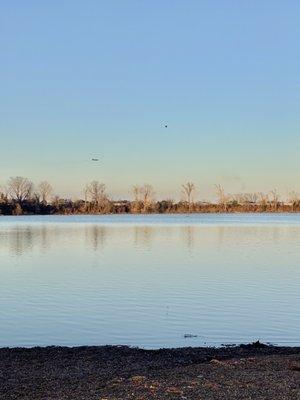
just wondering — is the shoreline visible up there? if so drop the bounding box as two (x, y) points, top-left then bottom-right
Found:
(1, 210), (300, 216)
(1, 342), (299, 399)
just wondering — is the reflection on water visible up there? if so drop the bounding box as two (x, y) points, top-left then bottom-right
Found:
(134, 226), (154, 250)
(2, 223), (297, 257)
(0, 214), (300, 348)
(86, 225), (107, 252)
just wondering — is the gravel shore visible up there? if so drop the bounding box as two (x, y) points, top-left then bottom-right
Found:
(0, 342), (299, 399)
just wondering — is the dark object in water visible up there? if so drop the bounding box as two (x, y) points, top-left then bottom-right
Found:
(183, 334), (198, 338)
(240, 340), (270, 349)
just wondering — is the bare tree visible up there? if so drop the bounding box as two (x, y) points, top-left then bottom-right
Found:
(0, 184), (6, 203)
(247, 193), (258, 204)
(86, 181), (109, 212)
(132, 186), (141, 202)
(141, 184), (155, 211)
(244, 193), (258, 204)
(215, 184), (228, 211)
(52, 195), (60, 208)
(131, 184), (155, 212)
(87, 181), (106, 204)
(270, 189), (279, 211)
(233, 192), (258, 206)
(38, 181), (53, 204)
(258, 192), (269, 211)
(288, 190), (299, 212)
(131, 185), (141, 213)
(83, 184), (89, 210)
(7, 176), (33, 203)
(182, 182), (195, 211)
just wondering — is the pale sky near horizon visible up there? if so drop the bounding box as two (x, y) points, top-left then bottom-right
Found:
(1, 1), (300, 200)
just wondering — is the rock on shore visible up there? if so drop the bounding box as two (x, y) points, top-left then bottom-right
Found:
(0, 342), (299, 399)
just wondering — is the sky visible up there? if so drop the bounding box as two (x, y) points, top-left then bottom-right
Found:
(1, 1), (300, 200)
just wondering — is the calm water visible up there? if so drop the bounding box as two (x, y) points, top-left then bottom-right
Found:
(0, 214), (299, 349)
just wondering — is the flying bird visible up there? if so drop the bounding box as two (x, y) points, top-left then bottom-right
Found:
(91, 158), (100, 162)
(164, 124), (168, 128)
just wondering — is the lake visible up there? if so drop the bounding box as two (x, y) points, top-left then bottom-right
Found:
(0, 214), (299, 349)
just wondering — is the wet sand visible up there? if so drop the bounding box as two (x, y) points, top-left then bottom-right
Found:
(0, 342), (299, 399)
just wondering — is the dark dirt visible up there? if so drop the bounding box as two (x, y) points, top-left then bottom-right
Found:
(0, 342), (299, 399)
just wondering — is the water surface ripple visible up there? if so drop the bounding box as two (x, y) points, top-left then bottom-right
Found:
(0, 214), (299, 348)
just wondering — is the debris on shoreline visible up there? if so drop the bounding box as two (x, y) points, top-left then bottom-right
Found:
(0, 342), (299, 399)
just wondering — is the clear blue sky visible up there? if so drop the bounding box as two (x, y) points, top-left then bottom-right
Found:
(1, 1), (299, 200)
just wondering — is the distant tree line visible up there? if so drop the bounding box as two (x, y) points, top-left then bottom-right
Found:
(0, 176), (300, 215)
